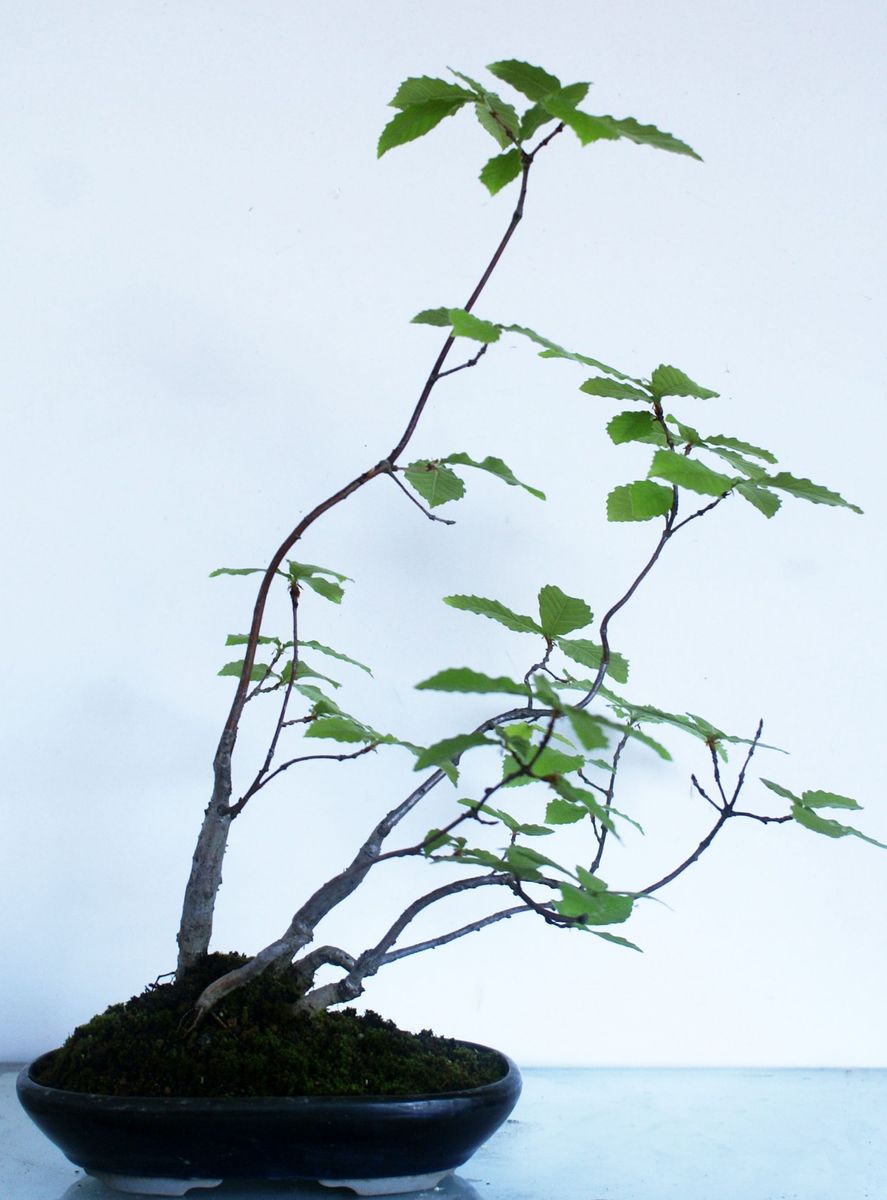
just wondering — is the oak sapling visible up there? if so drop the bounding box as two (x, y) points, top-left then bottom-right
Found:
(59, 60), (887, 1068)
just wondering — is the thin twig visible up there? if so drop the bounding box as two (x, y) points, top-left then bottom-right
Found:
(387, 470), (457, 525)
(437, 343), (489, 378)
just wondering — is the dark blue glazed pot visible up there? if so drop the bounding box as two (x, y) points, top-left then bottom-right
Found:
(17, 1045), (521, 1197)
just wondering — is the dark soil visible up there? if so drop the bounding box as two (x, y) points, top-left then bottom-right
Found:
(32, 953), (505, 1098)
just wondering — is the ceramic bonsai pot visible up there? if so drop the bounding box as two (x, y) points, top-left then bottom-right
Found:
(17, 1045), (521, 1196)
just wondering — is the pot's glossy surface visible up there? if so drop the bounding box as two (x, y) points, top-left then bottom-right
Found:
(17, 1046), (521, 1197)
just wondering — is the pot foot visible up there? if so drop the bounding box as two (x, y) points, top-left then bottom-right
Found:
(318, 1171), (450, 1195)
(89, 1173), (223, 1196)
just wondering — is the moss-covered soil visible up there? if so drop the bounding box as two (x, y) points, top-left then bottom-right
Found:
(32, 953), (505, 1098)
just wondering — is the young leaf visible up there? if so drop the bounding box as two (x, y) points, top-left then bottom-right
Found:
(413, 732), (495, 772)
(801, 789), (862, 811)
(607, 481), (673, 521)
(287, 561), (351, 582)
(305, 716), (378, 744)
(650, 365), (719, 400)
(486, 60), (562, 102)
(411, 306), (453, 327)
(474, 100), (518, 149)
(520, 81), (589, 139)
(444, 594), (543, 636)
(556, 637), (630, 685)
(389, 77), (475, 109)
(604, 116), (701, 161)
(705, 434), (778, 463)
(404, 461), (466, 507)
(479, 148), (523, 195)
(218, 659), (273, 683)
(791, 804), (887, 849)
(415, 667), (527, 696)
(282, 660), (341, 689)
(556, 883), (633, 925)
(225, 633), (278, 646)
(299, 640), (372, 675)
(504, 324), (638, 382)
(301, 575), (345, 604)
(566, 708), (609, 751)
(763, 472), (862, 514)
(545, 798), (586, 825)
(503, 746), (585, 786)
(292, 683), (343, 716)
(538, 585), (593, 638)
(709, 446), (768, 480)
(441, 452), (545, 499)
(449, 309), (501, 343)
(648, 450), (736, 497)
(760, 778), (801, 805)
(581, 378), (652, 402)
(541, 95), (619, 145)
(378, 100), (464, 157)
(734, 481), (781, 518)
(210, 566), (266, 578)
(607, 411), (667, 447)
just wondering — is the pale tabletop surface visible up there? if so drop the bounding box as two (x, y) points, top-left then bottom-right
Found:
(2, 1065), (885, 1200)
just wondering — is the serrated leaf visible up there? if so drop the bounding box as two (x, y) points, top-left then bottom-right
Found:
(415, 667), (527, 696)
(404, 461), (466, 508)
(504, 746), (585, 787)
(556, 638), (630, 685)
(442, 452), (545, 499)
(648, 449), (736, 497)
(538, 585), (593, 638)
(591, 930), (643, 951)
(553, 778), (616, 830)
(531, 673), (561, 709)
(801, 789), (863, 811)
(736, 481), (782, 518)
(545, 798), (586, 825)
(299, 640), (372, 675)
(287, 561), (351, 582)
(217, 659), (273, 683)
(705, 434), (778, 463)
(389, 77), (475, 109)
(557, 883), (633, 925)
(411, 306), (452, 327)
(474, 101), (515, 149)
(760, 778), (802, 804)
(487, 60), (562, 101)
(581, 378), (652, 402)
(378, 100), (464, 157)
(479, 148), (523, 195)
(413, 732), (495, 772)
(282, 660), (341, 689)
(566, 708), (609, 751)
(444, 594), (543, 636)
(541, 95), (619, 145)
(709, 446), (768, 480)
(607, 411), (667, 447)
(506, 844), (561, 878)
(225, 633), (278, 646)
(791, 803), (887, 849)
(504, 324), (637, 381)
(607, 481), (673, 522)
(650, 365), (719, 400)
(302, 575), (345, 604)
(763, 472), (862, 514)
(576, 866), (607, 891)
(292, 683), (343, 716)
(605, 116), (701, 161)
(449, 308), (501, 343)
(305, 716), (378, 744)
(210, 566), (264, 578)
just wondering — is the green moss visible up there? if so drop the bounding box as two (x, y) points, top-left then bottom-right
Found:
(33, 953), (505, 1098)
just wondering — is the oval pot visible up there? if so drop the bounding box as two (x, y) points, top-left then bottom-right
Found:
(17, 1045), (521, 1197)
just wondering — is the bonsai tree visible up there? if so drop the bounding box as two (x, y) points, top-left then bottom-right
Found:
(153, 58), (879, 1028)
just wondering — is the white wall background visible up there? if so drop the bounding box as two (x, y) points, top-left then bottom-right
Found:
(2, 1), (885, 1068)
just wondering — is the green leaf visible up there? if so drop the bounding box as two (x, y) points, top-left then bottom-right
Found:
(801, 789), (863, 811)
(411, 307), (453, 327)
(605, 116), (701, 161)
(506, 844), (562, 877)
(415, 667), (527, 696)
(545, 798), (586, 825)
(581, 378), (652, 402)
(287, 561), (351, 582)
(292, 684), (343, 716)
(389, 77), (475, 109)
(442, 452), (545, 499)
(302, 575), (345, 604)
(282, 660), (341, 689)
(709, 447), (768, 480)
(449, 309), (501, 343)
(736, 481), (782, 518)
(225, 633), (278, 646)
(217, 659), (273, 683)
(486, 60), (562, 101)
(607, 481), (673, 521)
(591, 930), (642, 951)
(378, 100), (464, 157)
(552, 778), (616, 830)
(444, 594), (543, 636)
(299, 640), (372, 675)
(479, 148), (523, 195)
(504, 324), (637, 382)
(541, 95), (619, 145)
(566, 708), (609, 751)
(760, 778), (801, 804)
(791, 803), (887, 849)
(575, 866), (607, 891)
(538, 585), (593, 638)
(650, 365), (719, 400)
(556, 637), (630, 684)
(210, 566), (265, 577)
(504, 746), (585, 786)
(763, 472), (862, 514)
(404, 461), (466, 508)
(474, 99), (519, 149)
(305, 716), (378, 744)
(520, 81), (589, 139)
(607, 411), (667, 447)
(648, 449), (736, 497)
(705, 434), (778, 463)
(556, 882), (634, 925)
(414, 732), (495, 772)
